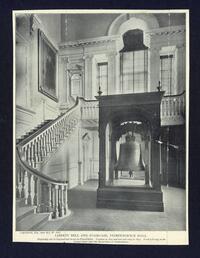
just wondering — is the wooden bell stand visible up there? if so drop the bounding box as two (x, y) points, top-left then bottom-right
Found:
(96, 92), (165, 212)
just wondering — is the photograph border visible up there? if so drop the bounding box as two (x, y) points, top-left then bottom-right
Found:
(12, 9), (189, 245)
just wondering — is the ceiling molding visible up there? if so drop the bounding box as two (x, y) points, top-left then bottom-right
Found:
(146, 25), (185, 36)
(59, 35), (120, 49)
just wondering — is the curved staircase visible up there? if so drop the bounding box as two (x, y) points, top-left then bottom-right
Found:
(15, 98), (81, 230)
(15, 93), (185, 231)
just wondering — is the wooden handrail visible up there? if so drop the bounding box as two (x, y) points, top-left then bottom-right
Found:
(16, 92), (185, 147)
(79, 97), (98, 103)
(16, 147), (68, 185)
(163, 91), (185, 98)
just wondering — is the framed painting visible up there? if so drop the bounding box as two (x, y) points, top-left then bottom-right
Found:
(38, 29), (58, 102)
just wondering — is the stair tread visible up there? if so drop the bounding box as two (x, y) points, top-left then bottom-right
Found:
(16, 212), (49, 231)
(16, 119), (53, 143)
(16, 205), (35, 219)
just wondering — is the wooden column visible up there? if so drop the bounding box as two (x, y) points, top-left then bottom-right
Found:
(98, 120), (106, 188)
(109, 134), (116, 184)
(151, 139), (161, 191)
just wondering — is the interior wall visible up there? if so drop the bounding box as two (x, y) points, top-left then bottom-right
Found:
(61, 13), (186, 42)
(15, 14), (61, 138)
(41, 126), (79, 189)
(61, 13), (119, 42)
(37, 14), (61, 48)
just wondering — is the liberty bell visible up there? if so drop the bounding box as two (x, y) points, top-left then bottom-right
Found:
(115, 134), (145, 171)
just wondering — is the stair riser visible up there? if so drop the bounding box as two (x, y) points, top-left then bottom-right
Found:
(29, 215), (49, 231)
(16, 207), (35, 223)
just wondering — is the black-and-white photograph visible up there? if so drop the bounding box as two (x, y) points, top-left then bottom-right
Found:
(13, 10), (188, 244)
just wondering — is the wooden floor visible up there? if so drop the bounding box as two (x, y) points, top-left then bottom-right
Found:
(36, 180), (186, 231)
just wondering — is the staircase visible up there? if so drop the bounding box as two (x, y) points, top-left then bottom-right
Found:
(15, 98), (81, 230)
(16, 119), (52, 144)
(15, 93), (185, 231)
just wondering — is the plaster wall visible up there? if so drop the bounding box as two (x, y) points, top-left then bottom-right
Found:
(15, 14), (61, 138)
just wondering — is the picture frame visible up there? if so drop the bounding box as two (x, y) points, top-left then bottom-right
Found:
(38, 29), (58, 102)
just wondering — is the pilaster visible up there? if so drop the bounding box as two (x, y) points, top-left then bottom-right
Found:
(58, 56), (69, 105)
(176, 44), (186, 94)
(107, 52), (116, 95)
(84, 54), (93, 99)
(149, 46), (161, 92)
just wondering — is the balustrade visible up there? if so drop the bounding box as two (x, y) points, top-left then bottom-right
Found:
(16, 93), (185, 222)
(161, 91), (185, 126)
(16, 148), (70, 219)
(16, 98), (81, 220)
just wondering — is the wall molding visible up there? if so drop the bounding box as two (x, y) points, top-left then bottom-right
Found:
(59, 35), (120, 49)
(16, 105), (36, 115)
(146, 25), (185, 36)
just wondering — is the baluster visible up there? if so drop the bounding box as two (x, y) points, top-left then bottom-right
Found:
(53, 127), (58, 147)
(62, 121), (65, 139)
(51, 128), (56, 149)
(51, 185), (55, 216)
(54, 185), (59, 218)
(38, 137), (43, 160)
(16, 162), (20, 198)
(27, 173), (34, 205)
(45, 133), (50, 154)
(48, 132), (52, 152)
(43, 133), (47, 154)
(166, 100), (168, 116)
(177, 98), (181, 115)
(64, 124), (68, 137)
(181, 97), (184, 115)
(24, 171), (29, 205)
(34, 139), (39, 164)
(48, 183), (52, 212)
(173, 99), (176, 116)
(20, 168), (25, 198)
(59, 185), (64, 217)
(41, 136), (46, 158)
(26, 144), (31, 166)
(55, 126), (59, 145)
(31, 142), (36, 168)
(36, 179), (41, 213)
(64, 185), (69, 215)
(37, 139), (43, 167)
(39, 137), (44, 162)
(22, 146), (28, 162)
(58, 123), (62, 141)
(170, 99), (173, 116)
(33, 176), (38, 206)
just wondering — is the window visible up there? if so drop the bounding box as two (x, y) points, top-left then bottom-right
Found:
(120, 50), (148, 93)
(160, 54), (174, 95)
(70, 73), (82, 98)
(97, 62), (108, 95)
